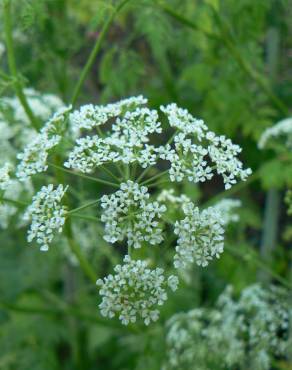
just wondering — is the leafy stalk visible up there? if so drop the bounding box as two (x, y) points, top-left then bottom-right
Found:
(158, 2), (289, 115)
(71, 0), (132, 106)
(3, 0), (39, 130)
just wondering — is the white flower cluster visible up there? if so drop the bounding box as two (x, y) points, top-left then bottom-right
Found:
(2, 88), (64, 126)
(66, 98), (251, 190)
(69, 95), (147, 132)
(213, 198), (241, 225)
(65, 101), (161, 172)
(0, 42), (5, 58)
(16, 106), (71, 180)
(0, 179), (32, 229)
(174, 202), (224, 268)
(23, 184), (68, 251)
(164, 284), (290, 370)
(0, 163), (12, 191)
(161, 103), (252, 189)
(96, 255), (178, 325)
(258, 117), (292, 149)
(100, 181), (166, 248)
(157, 189), (191, 206)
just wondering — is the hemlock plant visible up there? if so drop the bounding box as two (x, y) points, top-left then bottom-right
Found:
(0, 95), (253, 325)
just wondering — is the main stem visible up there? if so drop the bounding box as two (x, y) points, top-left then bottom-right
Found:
(65, 220), (97, 285)
(3, 0), (39, 130)
(71, 0), (132, 106)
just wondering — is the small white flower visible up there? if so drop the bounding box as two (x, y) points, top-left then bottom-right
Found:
(0, 163), (12, 191)
(23, 184), (68, 251)
(157, 189), (191, 206)
(161, 103), (252, 189)
(213, 198), (241, 225)
(164, 284), (290, 370)
(100, 181), (166, 248)
(173, 202), (225, 268)
(0, 42), (5, 58)
(3, 88), (64, 126)
(97, 255), (178, 325)
(69, 95), (147, 132)
(16, 106), (71, 180)
(258, 117), (292, 149)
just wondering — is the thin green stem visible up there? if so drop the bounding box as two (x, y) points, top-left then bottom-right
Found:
(70, 213), (100, 223)
(0, 301), (121, 329)
(71, 0), (132, 106)
(49, 162), (120, 187)
(159, 2), (289, 116)
(141, 169), (169, 186)
(148, 179), (171, 188)
(64, 220), (97, 284)
(68, 199), (100, 215)
(3, 0), (39, 130)
(137, 166), (154, 183)
(100, 165), (121, 182)
(225, 245), (292, 290)
(0, 197), (28, 207)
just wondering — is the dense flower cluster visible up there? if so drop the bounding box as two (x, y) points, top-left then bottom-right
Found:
(2, 88), (64, 126)
(66, 98), (251, 189)
(157, 189), (191, 205)
(0, 163), (12, 191)
(0, 90), (66, 228)
(164, 284), (290, 370)
(69, 95), (147, 132)
(65, 104), (161, 171)
(258, 117), (292, 149)
(100, 181), (166, 248)
(16, 106), (71, 180)
(96, 255), (178, 325)
(161, 103), (252, 189)
(173, 202), (224, 268)
(23, 184), (68, 251)
(0, 94), (252, 327)
(0, 180), (32, 229)
(213, 198), (241, 225)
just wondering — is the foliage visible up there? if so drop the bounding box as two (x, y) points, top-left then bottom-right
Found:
(0, 0), (291, 369)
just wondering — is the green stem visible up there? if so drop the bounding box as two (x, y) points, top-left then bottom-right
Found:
(141, 169), (169, 186)
(136, 166), (154, 183)
(225, 245), (292, 290)
(210, 7), (288, 115)
(71, 0), (132, 106)
(65, 220), (97, 285)
(69, 213), (100, 223)
(148, 179), (171, 188)
(0, 302), (121, 329)
(159, 2), (289, 116)
(49, 162), (120, 187)
(3, 0), (39, 130)
(100, 165), (121, 182)
(1, 197), (28, 207)
(68, 199), (100, 215)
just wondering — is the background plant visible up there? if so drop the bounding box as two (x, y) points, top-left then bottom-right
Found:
(0, 0), (291, 369)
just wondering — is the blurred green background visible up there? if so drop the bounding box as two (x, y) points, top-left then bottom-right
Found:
(0, 0), (291, 369)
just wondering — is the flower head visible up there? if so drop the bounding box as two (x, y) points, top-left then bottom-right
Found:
(16, 106), (71, 180)
(0, 163), (12, 191)
(174, 202), (225, 268)
(97, 255), (178, 325)
(23, 184), (68, 251)
(258, 117), (292, 149)
(100, 181), (166, 248)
